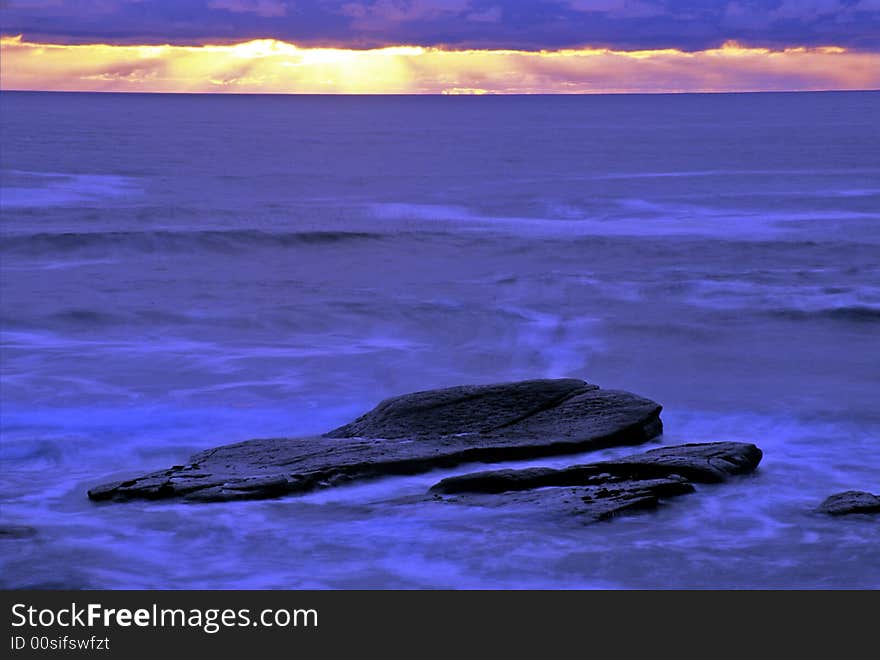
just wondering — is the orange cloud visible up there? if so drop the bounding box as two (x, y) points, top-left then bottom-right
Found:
(1, 35), (877, 94)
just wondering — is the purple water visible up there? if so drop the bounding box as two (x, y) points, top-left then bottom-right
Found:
(1, 91), (878, 588)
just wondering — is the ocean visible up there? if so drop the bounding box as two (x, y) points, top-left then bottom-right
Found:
(1, 91), (878, 588)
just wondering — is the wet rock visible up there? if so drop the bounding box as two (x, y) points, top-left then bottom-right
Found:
(88, 379), (663, 503)
(0, 525), (38, 540)
(429, 442), (762, 522)
(817, 491), (880, 516)
(326, 378), (662, 444)
(431, 442), (763, 494)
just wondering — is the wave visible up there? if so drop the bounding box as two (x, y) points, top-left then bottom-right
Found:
(0, 171), (140, 208)
(677, 278), (880, 320)
(0, 229), (383, 255)
(596, 168), (880, 180)
(367, 200), (880, 240)
(773, 305), (880, 323)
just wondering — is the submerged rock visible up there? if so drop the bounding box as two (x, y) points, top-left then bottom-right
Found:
(0, 525), (38, 540)
(817, 491), (880, 516)
(88, 378), (663, 503)
(429, 442), (762, 522)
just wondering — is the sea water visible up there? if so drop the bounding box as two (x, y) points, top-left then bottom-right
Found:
(1, 91), (878, 588)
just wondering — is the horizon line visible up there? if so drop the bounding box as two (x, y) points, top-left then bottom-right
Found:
(3, 88), (878, 96)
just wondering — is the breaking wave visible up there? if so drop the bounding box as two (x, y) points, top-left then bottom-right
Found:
(1, 229), (384, 255)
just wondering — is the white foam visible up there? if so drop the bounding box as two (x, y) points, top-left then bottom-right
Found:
(679, 279), (880, 314)
(368, 202), (478, 222)
(0, 170), (140, 208)
(499, 305), (606, 377)
(367, 199), (879, 240)
(596, 167), (880, 180)
(0, 258), (120, 271)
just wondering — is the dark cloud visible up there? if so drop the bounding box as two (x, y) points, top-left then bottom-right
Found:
(1, 0), (878, 50)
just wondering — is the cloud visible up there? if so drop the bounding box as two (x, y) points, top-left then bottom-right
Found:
(0, 1), (878, 50)
(340, 0), (472, 23)
(772, 0), (845, 21)
(567, 1), (665, 19)
(338, 0), (477, 34)
(2, 35), (878, 93)
(466, 6), (502, 22)
(207, 0), (288, 18)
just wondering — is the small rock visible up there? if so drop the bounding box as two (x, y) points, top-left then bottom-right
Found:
(430, 441), (763, 494)
(0, 525), (38, 540)
(429, 442), (762, 523)
(817, 491), (880, 516)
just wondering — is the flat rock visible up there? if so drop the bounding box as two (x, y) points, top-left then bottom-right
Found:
(431, 442), (763, 494)
(817, 491), (880, 516)
(88, 378), (663, 503)
(429, 442), (762, 522)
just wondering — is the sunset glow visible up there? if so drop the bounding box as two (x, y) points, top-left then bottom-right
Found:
(2, 35), (878, 94)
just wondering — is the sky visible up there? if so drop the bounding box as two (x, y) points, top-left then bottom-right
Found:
(1, 1), (879, 93)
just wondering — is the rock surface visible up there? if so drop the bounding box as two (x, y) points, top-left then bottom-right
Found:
(429, 442), (762, 522)
(88, 379), (663, 503)
(817, 491), (880, 516)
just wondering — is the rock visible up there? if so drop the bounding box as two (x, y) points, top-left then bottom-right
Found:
(431, 442), (763, 494)
(428, 442), (762, 522)
(817, 491), (880, 516)
(588, 441), (764, 484)
(326, 379), (662, 443)
(88, 378), (663, 503)
(0, 525), (38, 540)
(431, 476), (697, 522)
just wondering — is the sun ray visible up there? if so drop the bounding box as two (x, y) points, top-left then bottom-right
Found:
(1, 35), (877, 94)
